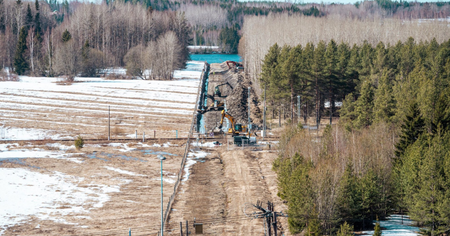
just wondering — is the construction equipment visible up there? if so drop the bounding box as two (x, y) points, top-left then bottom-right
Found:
(214, 82), (232, 97)
(226, 61), (244, 70)
(197, 100), (225, 114)
(216, 110), (248, 136)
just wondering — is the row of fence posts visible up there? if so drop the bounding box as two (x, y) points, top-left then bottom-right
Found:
(128, 130), (179, 141)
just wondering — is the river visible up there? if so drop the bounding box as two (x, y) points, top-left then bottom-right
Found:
(189, 54), (241, 64)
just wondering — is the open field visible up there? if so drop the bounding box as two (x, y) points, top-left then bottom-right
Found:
(0, 62), (206, 235)
(0, 62), (205, 141)
(0, 140), (191, 235)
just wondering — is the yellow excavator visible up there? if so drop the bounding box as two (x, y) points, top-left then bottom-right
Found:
(216, 110), (248, 136)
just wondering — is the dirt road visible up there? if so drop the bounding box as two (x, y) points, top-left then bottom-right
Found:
(166, 147), (289, 235)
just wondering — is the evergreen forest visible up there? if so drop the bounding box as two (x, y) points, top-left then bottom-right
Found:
(265, 37), (450, 235)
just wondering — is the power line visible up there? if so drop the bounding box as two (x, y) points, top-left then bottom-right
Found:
(245, 200), (288, 236)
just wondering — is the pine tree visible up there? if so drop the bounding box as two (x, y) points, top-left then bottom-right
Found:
(324, 39), (338, 124)
(336, 42), (351, 100)
(301, 42), (315, 123)
(395, 101), (425, 158)
(62, 29), (72, 43)
(282, 44), (302, 121)
(261, 43), (281, 89)
(13, 27), (29, 75)
(312, 41), (326, 128)
(353, 80), (374, 129)
(373, 69), (395, 124)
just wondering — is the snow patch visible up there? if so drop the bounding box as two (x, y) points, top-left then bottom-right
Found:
(104, 166), (145, 176)
(0, 169), (121, 233)
(183, 150), (209, 181)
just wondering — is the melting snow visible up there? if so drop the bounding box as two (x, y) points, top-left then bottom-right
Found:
(0, 169), (121, 233)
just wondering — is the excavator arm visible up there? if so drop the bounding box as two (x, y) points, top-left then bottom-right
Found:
(218, 110), (235, 130)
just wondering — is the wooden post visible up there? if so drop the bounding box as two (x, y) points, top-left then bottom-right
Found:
(186, 220), (188, 236)
(180, 222), (183, 236)
(273, 213), (277, 236)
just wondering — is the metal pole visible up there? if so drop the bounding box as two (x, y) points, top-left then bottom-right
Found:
(143, 132), (145, 142)
(161, 159), (164, 236)
(108, 105), (110, 141)
(263, 84), (266, 139)
(297, 95), (301, 125)
(248, 87), (251, 135)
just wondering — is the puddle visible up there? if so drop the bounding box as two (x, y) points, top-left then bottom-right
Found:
(0, 158), (41, 169)
(86, 151), (148, 162)
(139, 149), (177, 156)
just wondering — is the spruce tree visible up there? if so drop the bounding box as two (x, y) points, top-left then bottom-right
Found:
(339, 93), (357, 131)
(336, 162), (361, 225)
(13, 27), (29, 75)
(337, 222), (353, 236)
(402, 133), (450, 236)
(373, 221), (382, 236)
(395, 101), (425, 158)
(34, 0), (42, 40)
(25, 4), (33, 29)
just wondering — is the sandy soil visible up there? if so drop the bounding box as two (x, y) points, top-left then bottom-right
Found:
(1, 141), (187, 236)
(166, 147), (290, 236)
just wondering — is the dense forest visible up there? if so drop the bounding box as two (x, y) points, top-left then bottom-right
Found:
(264, 34), (450, 235)
(3, 0), (450, 77)
(0, 0), (190, 78)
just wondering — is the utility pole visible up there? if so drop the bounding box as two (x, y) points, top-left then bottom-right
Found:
(263, 84), (266, 139)
(108, 105), (110, 141)
(297, 95), (301, 125)
(157, 155), (166, 236)
(245, 201), (288, 236)
(248, 87), (251, 134)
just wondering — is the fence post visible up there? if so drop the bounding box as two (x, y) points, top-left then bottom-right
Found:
(143, 132), (145, 142)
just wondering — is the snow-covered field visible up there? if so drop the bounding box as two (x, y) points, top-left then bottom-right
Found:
(0, 61), (205, 235)
(0, 61), (205, 140)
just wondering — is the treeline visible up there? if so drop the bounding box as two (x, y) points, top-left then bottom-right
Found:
(0, 0), (190, 78)
(243, 14), (450, 95)
(271, 38), (450, 235)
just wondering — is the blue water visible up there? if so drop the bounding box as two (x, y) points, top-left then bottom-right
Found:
(189, 54), (242, 64)
(362, 215), (419, 236)
(140, 149), (177, 156)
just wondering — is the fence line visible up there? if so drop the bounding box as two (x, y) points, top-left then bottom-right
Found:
(158, 62), (210, 235)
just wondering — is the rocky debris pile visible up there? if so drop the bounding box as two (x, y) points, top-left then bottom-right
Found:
(225, 72), (262, 128)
